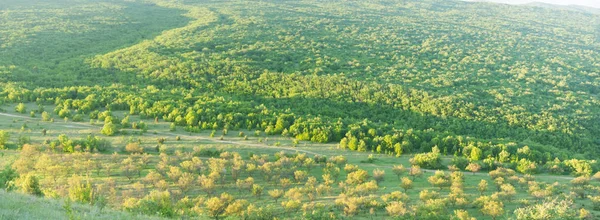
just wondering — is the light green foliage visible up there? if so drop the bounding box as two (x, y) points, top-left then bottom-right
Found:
(517, 159), (538, 174)
(410, 147), (442, 169)
(13, 173), (42, 196)
(514, 198), (579, 220)
(126, 190), (174, 218)
(101, 122), (118, 136)
(15, 103), (26, 114)
(0, 0), (599, 219)
(0, 130), (9, 149)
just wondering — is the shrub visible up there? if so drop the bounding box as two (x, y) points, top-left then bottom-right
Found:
(68, 175), (95, 204)
(13, 173), (42, 196)
(0, 166), (18, 188)
(0, 130), (9, 149)
(101, 122), (118, 136)
(126, 190), (175, 217)
(15, 103), (26, 113)
(125, 143), (144, 154)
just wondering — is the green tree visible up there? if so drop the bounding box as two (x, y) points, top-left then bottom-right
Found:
(15, 103), (26, 114)
(0, 130), (9, 149)
(101, 122), (118, 136)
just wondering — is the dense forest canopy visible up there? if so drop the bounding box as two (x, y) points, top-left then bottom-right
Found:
(1, 0), (600, 164)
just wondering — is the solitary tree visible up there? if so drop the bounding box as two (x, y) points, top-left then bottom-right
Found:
(101, 122), (118, 136)
(481, 200), (504, 220)
(392, 165), (406, 180)
(268, 189), (284, 203)
(478, 180), (488, 195)
(400, 177), (413, 192)
(466, 163), (481, 175)
(373, 169), (385, 183)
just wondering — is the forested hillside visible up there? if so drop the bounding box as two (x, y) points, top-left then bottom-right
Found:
(2, 0), (600, 219)
(2, 0), (599, 163)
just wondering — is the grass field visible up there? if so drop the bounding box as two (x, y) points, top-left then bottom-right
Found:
(0, 103), (598, 219)
(0, 190), (166, 220)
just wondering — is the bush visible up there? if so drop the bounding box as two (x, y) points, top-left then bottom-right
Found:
(0, 166), (18, 188)
(101, 122), (118, 136)
(68, 175), (95, 204)
(13, 173), (43, 196)
(125, 143), (144, 154)
(0, 130), (9, 150)
(15, 103), (26, 113)
(126, 190), (175, 217)
(72, 114), (84, 122)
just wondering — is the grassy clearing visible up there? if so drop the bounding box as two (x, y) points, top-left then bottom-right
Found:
(0, 104), (598, 219)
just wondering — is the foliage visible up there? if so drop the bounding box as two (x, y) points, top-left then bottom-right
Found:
(513, 197), (579, 220)
(0, 131), (9, 150)
(410, 147), (442, 169)
(0, 166), (18, 189)
(12, 173), (42, 196)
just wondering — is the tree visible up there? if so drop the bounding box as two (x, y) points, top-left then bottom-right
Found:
(453, 209), (475, 220)
(516, 159), (537, 174)
(205, 193), (234, 220)
(13, 173), (42, 196)
(409, 147), (442, 169)
(481, 200), (504, 220)
(386, 201), (409, 217)
(68, 175), (95, 204)
(125, 143), (144, 154)
(178, 172), (195, 194)
(0, 130), (9, 149)
(41, 112), (51, 122)
(372, 169), (385, 183)
(498, 184), (516, 202)
(128, 190), (175, 217)
(268, 189), (284, 203)
(465, 163), (481, 175)
(345, 169), (369, 185)
(409, 165), (423, 180)
(0, 166), (18, 189)
(470, 147), (482, 161)
(15, 103), (26, 114)
(122, 157), (140, 182)
(252, 184), (263, 198)
(400, 177), (413, 192)
(478, 180), (488, 195)
(392, 165), (406, 180)
(101, 121), (118, 136)
(428, 170), (451, 190)
(514, 198), (579, 219)
(294, 170), (307, 183)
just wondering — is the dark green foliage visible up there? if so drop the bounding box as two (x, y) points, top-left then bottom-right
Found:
(193, 148), (223, 158)
(451, 156), (470, 170)
(0, 166), (18, 189)
(0, 0), (599, 169)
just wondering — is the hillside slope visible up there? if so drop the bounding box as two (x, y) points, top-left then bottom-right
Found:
(0, 190), (164, 220)
(1, 0), (599, 164)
